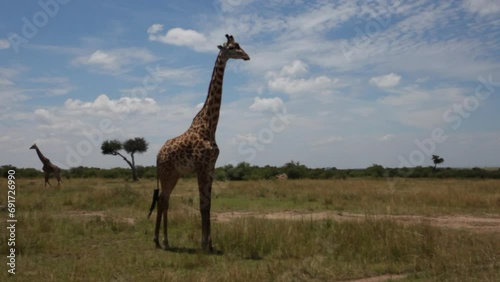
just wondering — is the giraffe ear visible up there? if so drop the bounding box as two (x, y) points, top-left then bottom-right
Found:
(217, 45), (223, 50)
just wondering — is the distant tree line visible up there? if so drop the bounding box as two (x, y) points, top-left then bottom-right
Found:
(0, 165), (156, 180)
(2, 161), (500, 180)
(213, 162), (500, 180)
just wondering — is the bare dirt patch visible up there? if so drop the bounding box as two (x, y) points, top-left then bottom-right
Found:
(214, 211), (500, 233)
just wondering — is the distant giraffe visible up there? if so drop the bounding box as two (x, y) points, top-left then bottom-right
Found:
(29, 143), (62, 188)
(148, 34), (250, 251)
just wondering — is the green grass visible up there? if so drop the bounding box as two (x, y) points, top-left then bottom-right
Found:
(211, 178), (500, 215)
(0, 178), (499, 281)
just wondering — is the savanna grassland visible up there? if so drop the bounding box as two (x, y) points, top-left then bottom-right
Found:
(1, 178), (499, 281)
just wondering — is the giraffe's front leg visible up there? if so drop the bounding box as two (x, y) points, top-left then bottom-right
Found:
(44, 176), (52, 188)
(162, 196), (170, 250)
(198, 173), (213, 252)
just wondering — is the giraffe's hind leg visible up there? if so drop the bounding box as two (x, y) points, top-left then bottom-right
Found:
(56, 171), (62, 187)
(154, 171), (180, 249)
(154, 196), (163, 248)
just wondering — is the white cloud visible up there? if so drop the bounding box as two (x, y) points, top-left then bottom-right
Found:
(268, 75), (336, 96)
(280, 60), (308, 77)
(229, 133), (261, 147)
(147, 24), (164, 34)
(0, 66), (27, 79)
(73, 48), (156, 74)
(398, 107), (449, 129)
(217, 0), (256, 13)
(34, 108), (53, 122)
(370, 73), (402, 88)
(119, 67), (202, 96)
(87, 50), (116, 66)
(46, 86), (73, 97)
(63, 94), (159, 119)
(0, 67), (30, 110)
(33, 108), (83, 132)
(0, 39), (10, 49)
(162, 28), (207, 47)
(148, 26), (211, 52)
(378, 86), (468, 129)
(378, 86), (465, 107)
(266, 60), (339, 97)
(0, 78), (14, 86)
(150, 66), (202, 86)
(25, 94), (163, 160)
(30, 77), (73, 96)
(311, 136), (344, 146)
(286, 1), (359, 35)
(349, 107), (376, 117)
(378, 134), (396, 141)
(378, 89), (430, 107)
(464, 0), (500, 16)
(249, 96), (284, 112)
(292, 2), (498, 82)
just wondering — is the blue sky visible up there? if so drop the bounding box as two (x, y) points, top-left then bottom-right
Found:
(0, 0), (499, 170)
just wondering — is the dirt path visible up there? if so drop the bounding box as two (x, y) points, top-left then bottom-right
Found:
(58, 209), (500, 233)
(214, 210), (500, 233)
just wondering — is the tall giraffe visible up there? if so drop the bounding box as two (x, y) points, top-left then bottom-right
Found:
(29, 143), (62, 188)
(148, 34), (250, 251)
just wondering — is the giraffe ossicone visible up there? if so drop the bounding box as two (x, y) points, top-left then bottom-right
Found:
(149, 34), (250, 252)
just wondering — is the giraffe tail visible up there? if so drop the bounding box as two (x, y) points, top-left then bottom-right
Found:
(147, 188), (159, 219)
(147, 165), (160, 219)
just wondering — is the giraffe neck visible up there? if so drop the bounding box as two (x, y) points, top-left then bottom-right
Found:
(190, 52), (228, 139)
(35, 147), (50, 164)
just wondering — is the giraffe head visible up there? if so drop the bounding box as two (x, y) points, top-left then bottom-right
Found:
(217, 34), (250, 61)
(29, 143), (37, 150)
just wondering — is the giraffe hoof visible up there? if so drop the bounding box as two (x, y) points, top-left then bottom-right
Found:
(202, 243), (214, 253)
(154, 238), (161, 249)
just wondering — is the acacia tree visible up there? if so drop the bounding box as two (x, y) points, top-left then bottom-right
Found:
(101, 137), (149, 181)
(432, 155), (444, 170)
